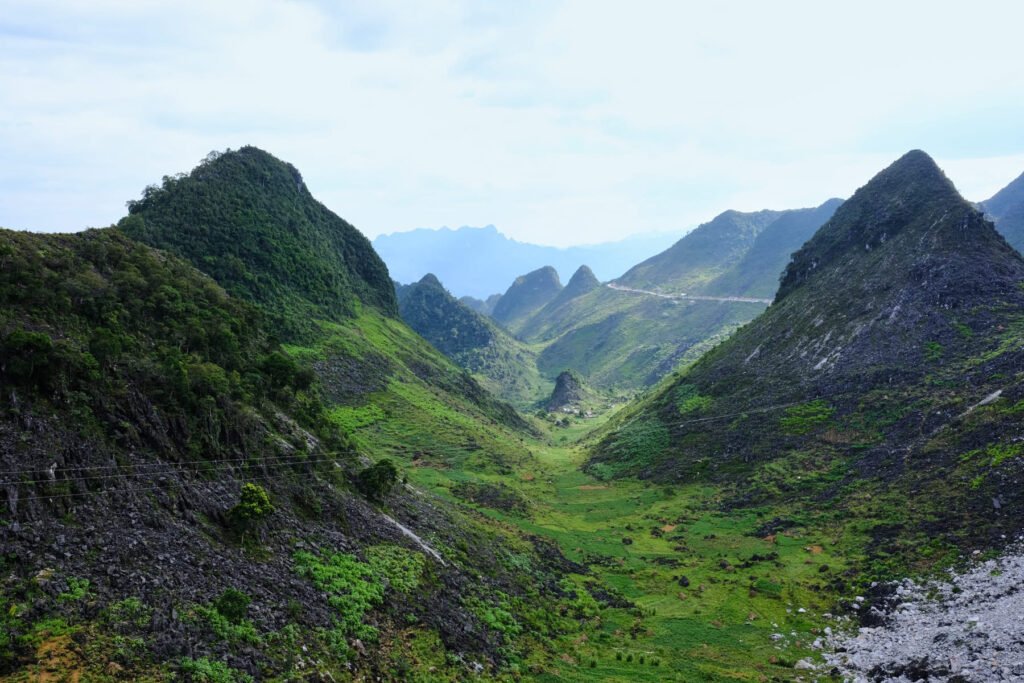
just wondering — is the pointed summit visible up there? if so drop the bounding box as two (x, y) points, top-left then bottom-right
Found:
(777, 150), (971, 300)
(120, 146), (397, 338)
(491, 266), (563, 332)
(561, 265), (600, 300)
(418, 273), (444, 289)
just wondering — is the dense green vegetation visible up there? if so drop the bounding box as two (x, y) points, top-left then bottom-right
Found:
(396, 274), (551, 406)
(121, 147), (396, 339)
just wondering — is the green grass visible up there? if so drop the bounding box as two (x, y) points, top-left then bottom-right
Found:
(392, 408), (851, 681)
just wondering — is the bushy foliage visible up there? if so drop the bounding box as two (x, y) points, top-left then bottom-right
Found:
(180, 656), (254, 683)
(293, 551), (386, 640)
(364, 545), (425, 593)
(356, 459), (399, 501)
(228, 484), (274, 532)
(0, 227), (344, 467)
(779, 400), (835, 435)
(212, 589), (251, 625)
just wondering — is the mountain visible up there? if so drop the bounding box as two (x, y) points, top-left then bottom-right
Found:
(615, 209), (783, 292)
(545, 369), (595, 412)
(702, 199), (844, 298)
(396, 274), (550, 406)
(511, 203), (842, 391)
(590, 150), (1024, 556)
(460, 293), (502, 315)
(516, 265), (600, 341)
(491, 265), (563, 333)
(372, 225), (679, 298)
(0, 227), (578, 680)
(119, 148), (534, 458)
(981, 170), (1024, 254)
(553, 264), (601, 302)
(121, 147), (396, 339)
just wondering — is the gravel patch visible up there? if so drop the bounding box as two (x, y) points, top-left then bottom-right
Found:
(823, 543), (1024, 682)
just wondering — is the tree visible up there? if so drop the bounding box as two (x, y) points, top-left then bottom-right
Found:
(228, 483), (274, 535)
(356, 459), (398, 501)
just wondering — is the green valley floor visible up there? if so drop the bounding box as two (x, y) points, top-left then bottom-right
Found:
(399, 411), (863, 682)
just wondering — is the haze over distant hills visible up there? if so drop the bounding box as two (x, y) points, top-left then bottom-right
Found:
(372, 225), (679, 298)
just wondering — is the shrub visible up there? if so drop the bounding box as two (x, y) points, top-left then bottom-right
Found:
(228, 483), (274, 532)
(180, 657), (254, 683)
(780, 400), (834, 435)
(212, 589), (251, 624)
(356, 459), (398, 501)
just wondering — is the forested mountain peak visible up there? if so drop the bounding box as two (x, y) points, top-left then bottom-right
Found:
(120, 146), (397, 338)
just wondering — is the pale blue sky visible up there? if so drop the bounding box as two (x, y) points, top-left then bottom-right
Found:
(2, 0), (1023, 246)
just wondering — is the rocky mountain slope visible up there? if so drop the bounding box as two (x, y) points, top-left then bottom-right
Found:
(396, 274), (550, 406)
(544, 370), (596, 412)
(982, 170), (1024, 254)
(0, 150), (608, 680)
(590, 150), (1024, 562)
(0, 228), (584, 681)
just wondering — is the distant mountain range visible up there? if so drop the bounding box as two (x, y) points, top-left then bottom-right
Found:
(372, 225), (679, 298)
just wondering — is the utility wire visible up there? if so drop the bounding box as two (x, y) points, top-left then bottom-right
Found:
(8, 457), (350, 503)
(0, 452), (346, 487)
(0, 451), (344, 477)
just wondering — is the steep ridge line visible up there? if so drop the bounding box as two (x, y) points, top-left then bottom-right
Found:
(606, 282), (774, 304)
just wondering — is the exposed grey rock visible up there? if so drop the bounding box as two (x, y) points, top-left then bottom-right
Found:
(824, 541), (1024, 682)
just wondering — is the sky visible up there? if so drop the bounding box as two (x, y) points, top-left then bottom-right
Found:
(2, 1), (1024, 247)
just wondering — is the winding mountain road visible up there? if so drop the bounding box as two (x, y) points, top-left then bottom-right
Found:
(606, 282), (773, 305)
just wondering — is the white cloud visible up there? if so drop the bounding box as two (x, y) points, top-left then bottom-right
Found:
(1, 0), (1022, 245)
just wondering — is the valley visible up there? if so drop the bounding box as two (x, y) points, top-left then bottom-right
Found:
(3, 147), (1024, 683)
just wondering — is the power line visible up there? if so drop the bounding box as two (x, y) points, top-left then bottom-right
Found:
(9, 456), (351, 503)
(671, 400), (805, 428)
(0, 453), (347, 488)
(0, 450), (345, 479)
